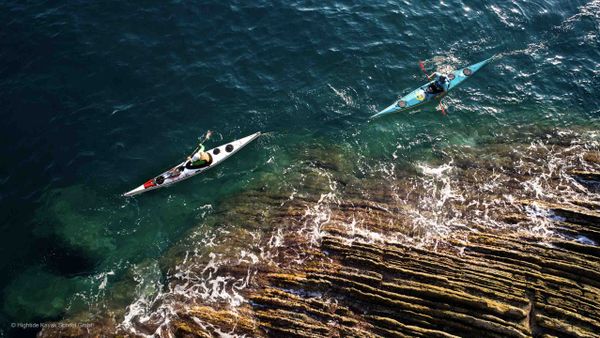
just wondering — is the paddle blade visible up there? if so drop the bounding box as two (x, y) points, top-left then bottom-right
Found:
(439, 101), (447, 115)
(419, 61), (429, 77)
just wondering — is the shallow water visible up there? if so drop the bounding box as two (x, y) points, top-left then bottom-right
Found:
(0, 0), (599, 335)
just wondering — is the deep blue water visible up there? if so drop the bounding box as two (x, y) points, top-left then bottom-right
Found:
(1, 0), (599, 335)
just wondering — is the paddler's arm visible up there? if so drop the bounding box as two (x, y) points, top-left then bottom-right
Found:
(187, 144), (205, 161)
(188, 131), (211, 160)
(427, 72), (439, 80)
(193, 131), (210, 154)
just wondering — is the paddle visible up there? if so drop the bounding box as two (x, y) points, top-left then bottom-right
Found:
(422, 60), (448, 115)
(419, 61), (430, 78)
(189, 130), (213, 158)
(438, 100), (447, 115)
(203, 130), (213, 142)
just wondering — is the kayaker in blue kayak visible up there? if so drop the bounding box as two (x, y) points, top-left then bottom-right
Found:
(426, 73), (448, 95)
(372, 57), (493, 119)
(186, 130), (213, 169)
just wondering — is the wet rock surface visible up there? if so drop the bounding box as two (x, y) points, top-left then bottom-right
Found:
(39, 133), (600, 337)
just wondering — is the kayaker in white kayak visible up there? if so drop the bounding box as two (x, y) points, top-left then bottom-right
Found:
(186, 130), (213, 168)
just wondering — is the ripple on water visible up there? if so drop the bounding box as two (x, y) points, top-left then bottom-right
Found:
(1, 0), (600, 333)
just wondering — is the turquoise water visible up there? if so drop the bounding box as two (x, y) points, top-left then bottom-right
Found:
(1, 0), (599, 335)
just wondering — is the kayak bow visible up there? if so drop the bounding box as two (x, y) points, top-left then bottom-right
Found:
(123, 132), (261, 197)
(371, 57), (493, 119)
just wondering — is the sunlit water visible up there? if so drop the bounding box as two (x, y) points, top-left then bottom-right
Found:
(1, 0), (599, 336)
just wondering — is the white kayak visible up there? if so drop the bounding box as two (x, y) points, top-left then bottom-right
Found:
(123, 132), (261, 197)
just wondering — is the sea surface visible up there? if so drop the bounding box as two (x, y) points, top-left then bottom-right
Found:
(1, 0), (599, 336)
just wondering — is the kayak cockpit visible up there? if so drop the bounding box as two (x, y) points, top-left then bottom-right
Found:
(184, 153), (213, 170)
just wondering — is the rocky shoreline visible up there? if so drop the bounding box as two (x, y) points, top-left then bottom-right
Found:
(39, 131), (600, 337)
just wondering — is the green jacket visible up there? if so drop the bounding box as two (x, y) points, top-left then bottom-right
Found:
(190, 144), (207, 166)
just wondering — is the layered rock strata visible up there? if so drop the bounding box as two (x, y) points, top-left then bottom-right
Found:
(39, 140), (600, 338)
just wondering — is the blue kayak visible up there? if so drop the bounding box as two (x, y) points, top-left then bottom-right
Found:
(371, 57), (494, 119)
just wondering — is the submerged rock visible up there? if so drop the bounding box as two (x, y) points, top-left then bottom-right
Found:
(39, 129), (600, 337)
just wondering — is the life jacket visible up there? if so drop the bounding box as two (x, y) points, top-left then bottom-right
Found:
(435, 75), (447, 89)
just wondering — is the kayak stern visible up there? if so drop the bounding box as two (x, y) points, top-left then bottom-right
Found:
(371, 102), (401, 119)
(123, 184), (146, 197)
